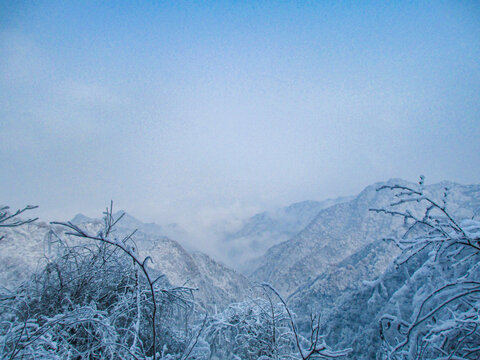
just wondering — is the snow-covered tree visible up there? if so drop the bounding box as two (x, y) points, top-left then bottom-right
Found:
(205, 296), (293, 359)
(205, 284), (351, 359)
(372, 178), (480, 359)
(0, 203), (203, 359)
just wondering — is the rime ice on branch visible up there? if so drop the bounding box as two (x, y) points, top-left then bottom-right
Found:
(371, 177), (480, 360)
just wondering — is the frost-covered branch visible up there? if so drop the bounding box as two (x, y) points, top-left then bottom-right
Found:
(0, 205), (38, 241)
(373, 177), (480, 359)
(50, 201), (194, 360)
(262, 283), (352, 359)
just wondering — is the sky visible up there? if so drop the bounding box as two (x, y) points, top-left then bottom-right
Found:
(1, 1), (479, 248)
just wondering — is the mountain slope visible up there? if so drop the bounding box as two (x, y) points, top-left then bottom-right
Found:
(0, 221), (52, 286)
(251, 179), (480, 296)
(70, 212), (252, 311)
(223, 196), (353, 271)
(0, 212), (251, 312)
(268, 179), (480, 358)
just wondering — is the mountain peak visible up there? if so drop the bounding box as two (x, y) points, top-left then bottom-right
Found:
(70, 213), (95, 225)
(70, 211), (164, 237)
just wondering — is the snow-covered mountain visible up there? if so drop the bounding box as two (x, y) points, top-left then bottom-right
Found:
(223, 197), (353, 272)
(250, 179), (480, 296)
(294, 220), (480, 359)
(72, 211), (164, 236)
(248, 179), (480, 359)
(69, 212), (252, 311)
(133, 236), (251, 311)
(0, 212), (251, 312)
(71, 211), (188, 243)
(286, 238), (403, 358)
(0, 221), (52, 287)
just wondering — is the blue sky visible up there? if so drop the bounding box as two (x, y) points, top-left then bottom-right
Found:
(1, 1), (479, 242)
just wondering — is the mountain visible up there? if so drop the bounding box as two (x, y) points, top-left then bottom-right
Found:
(133, 235), (251, 311)
(222, 197), (353, 272)
(296, 223), (480, 359)
(69, 212), (252, 311)
(250, 179), (480, 297)
(251, 179), (480, 358)
(0, 221), (52, 287)
(287, 239), (424, 359)
(71, 211), (164, 237)
(0, 212), (251, 312)
(2, 179), (479, 357)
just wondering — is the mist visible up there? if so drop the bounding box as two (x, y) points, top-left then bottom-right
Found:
(1, 1), (479, 253)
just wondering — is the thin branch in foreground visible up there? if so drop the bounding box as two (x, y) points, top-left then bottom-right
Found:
(261, 283), (352, 359)
(51, 204), (161, 360)
(0, 205), (39, 241)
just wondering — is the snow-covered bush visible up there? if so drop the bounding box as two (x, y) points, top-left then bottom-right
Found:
(0, 204), (202, 359)
(205, 284), (351, 360)
(372, 178), (480, 359)
(205, 296), (293, 359)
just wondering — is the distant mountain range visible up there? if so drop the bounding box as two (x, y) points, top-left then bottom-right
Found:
(71, 211), (188, 245)
(222, 196), (354, 271)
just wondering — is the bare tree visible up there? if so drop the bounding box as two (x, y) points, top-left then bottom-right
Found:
(205, 290), (293, 359)
(0, 223), (143, 359)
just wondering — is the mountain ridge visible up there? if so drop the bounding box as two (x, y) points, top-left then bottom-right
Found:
(250, 179), (480, 296)
(222, 196), (354, 272)
(0, 212), (251, 312)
